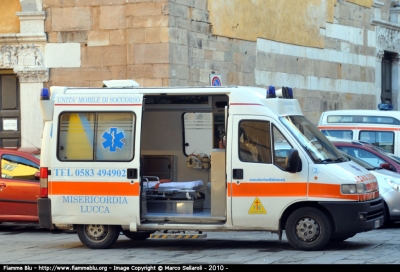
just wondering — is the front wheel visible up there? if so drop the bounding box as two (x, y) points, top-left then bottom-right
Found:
(381, 204), (395, 228)
(122, 230), (152, 240)
(330, 234), (355, 242)
(285, 207), (332, 251)
(77, 224), (120, 249)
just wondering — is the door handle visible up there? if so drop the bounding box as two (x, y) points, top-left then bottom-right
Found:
(0, 183), (6, 191)
(233, 169), (243, 179)
(127, 168), (138, 179)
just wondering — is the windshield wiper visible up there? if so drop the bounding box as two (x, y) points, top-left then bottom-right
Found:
(334, 157), (347, 162)
(316, 157), (346, 164)
(315, 158), (333, 163)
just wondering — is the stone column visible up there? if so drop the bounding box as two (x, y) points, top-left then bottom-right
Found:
(376, 49), (384, 108)
(13, 1), (47, 148)
(393, 54), (400, 110)
(14, 45), (49, 148)
(373, 1), (384, 20)
(390, 6), (400, 24)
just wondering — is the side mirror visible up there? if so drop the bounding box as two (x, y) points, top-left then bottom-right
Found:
(286, 149), (301, 173)
(380, 162), (392, 171)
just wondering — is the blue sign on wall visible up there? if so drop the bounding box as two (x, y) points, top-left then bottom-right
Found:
(210, 74), (222, 86)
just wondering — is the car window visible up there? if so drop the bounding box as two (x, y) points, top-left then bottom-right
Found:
(238, 120), (272, 163)
(338, 150), (374, 170)
(337, 146), (386, 168)
(321, 130), (353, 139)
(1, 154), (39, 181)
(273, 125), (293, 170)
(370, 145), (400, 164)
(359, 131), (394, 154)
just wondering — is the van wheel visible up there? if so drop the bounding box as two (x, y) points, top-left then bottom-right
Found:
(382, 205), (395, 228)
(330, 234), (355, 242)
(285, 207), (332, 251)
(122, 230), (152, 240)
(77, 224), (120, 249)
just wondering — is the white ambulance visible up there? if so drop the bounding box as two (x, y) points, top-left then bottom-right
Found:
(318, 105), (400, 156)
(37, 82), (384, 251)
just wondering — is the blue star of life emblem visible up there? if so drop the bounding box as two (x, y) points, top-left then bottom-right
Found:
(102, 127), (125, 152)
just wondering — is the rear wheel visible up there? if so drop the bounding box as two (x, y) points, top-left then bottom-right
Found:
(330, 234), (355, 242)
(77, 224), (120, 249)
(122, 230), (152, 240)
(285, 207), (332, 251)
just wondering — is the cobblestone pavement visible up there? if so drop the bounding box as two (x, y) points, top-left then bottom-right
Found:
(1, 222), (400, 264)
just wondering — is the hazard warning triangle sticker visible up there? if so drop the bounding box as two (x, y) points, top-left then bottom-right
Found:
(248, 197), (267, 214)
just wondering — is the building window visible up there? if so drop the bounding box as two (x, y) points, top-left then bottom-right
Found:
(381, 52), (394, 104)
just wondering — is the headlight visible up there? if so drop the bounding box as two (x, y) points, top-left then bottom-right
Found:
(385, 178), (400, 192)
(341, 184), (366, 194)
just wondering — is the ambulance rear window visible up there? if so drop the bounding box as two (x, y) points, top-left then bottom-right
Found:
(57, 112), (135, 161)
(327, 115), (400, 125)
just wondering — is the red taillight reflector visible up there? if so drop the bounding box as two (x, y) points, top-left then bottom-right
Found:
(40, 187), (48, 198)
(40, 167), (48, 178)
(39, 167), (48, 198)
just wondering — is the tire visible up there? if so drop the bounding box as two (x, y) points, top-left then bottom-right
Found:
(77, 224), (120, 249)
(330, 234), (355, 242)
(381, 204), (394, 228)
(285, 207), (332, 251)
(122, 230), (152, 240)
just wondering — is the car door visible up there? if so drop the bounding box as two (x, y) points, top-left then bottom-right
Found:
(49, 92), (143, 226)
(229, 116), (308, 229)
(0, 152), (40, 221)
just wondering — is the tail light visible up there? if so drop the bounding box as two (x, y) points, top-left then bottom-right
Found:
(40, 167), (49, 198)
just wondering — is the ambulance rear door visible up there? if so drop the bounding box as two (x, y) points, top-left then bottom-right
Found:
(49, 90), (143, 227)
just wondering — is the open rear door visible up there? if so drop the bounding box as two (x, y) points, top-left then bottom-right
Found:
(49, 90), (143, 228)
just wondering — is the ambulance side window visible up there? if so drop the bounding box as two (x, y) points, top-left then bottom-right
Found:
(321, 130), (353, 139)
(272, 125), (293, 170)
(238, 120), (272, 163)
(359, 131), (394, 154)
(58, 112), (135, 161)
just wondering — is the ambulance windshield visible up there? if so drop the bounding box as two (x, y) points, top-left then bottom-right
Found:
(280, 115), (346, 163)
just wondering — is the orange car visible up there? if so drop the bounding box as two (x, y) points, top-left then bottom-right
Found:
(0, 147), (40, 223)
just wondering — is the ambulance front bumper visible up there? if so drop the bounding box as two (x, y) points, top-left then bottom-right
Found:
(319, 196), (384, 235)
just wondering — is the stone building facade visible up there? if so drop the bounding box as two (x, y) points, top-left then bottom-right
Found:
(0, 0), (46, 148)
(1, 0), (400, 147)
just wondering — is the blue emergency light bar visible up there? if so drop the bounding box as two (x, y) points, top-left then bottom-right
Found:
(266, 85), (293, 99)
(40, 88), (50, 100)
(287, 87), (293, 98)
(378, 103), (393, 111)
(267, 86), (276, 98)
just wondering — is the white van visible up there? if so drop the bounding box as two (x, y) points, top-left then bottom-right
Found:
(318, 107), (400, 156)
(37, 82), (383, 251)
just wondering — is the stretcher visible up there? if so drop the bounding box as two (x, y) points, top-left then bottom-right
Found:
(142, 177), (205, 200)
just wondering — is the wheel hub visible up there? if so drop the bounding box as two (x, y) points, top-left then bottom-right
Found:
(295, 218), (320, 242)
(85, 224), (109, 241)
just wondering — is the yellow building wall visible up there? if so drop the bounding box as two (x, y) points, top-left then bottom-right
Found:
(209, 0), (340, 48)
(0, 0), (21, 33)
(346, 0), (373, 7)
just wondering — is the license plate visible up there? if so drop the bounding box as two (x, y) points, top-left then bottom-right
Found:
(375, 219), (381, 228)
